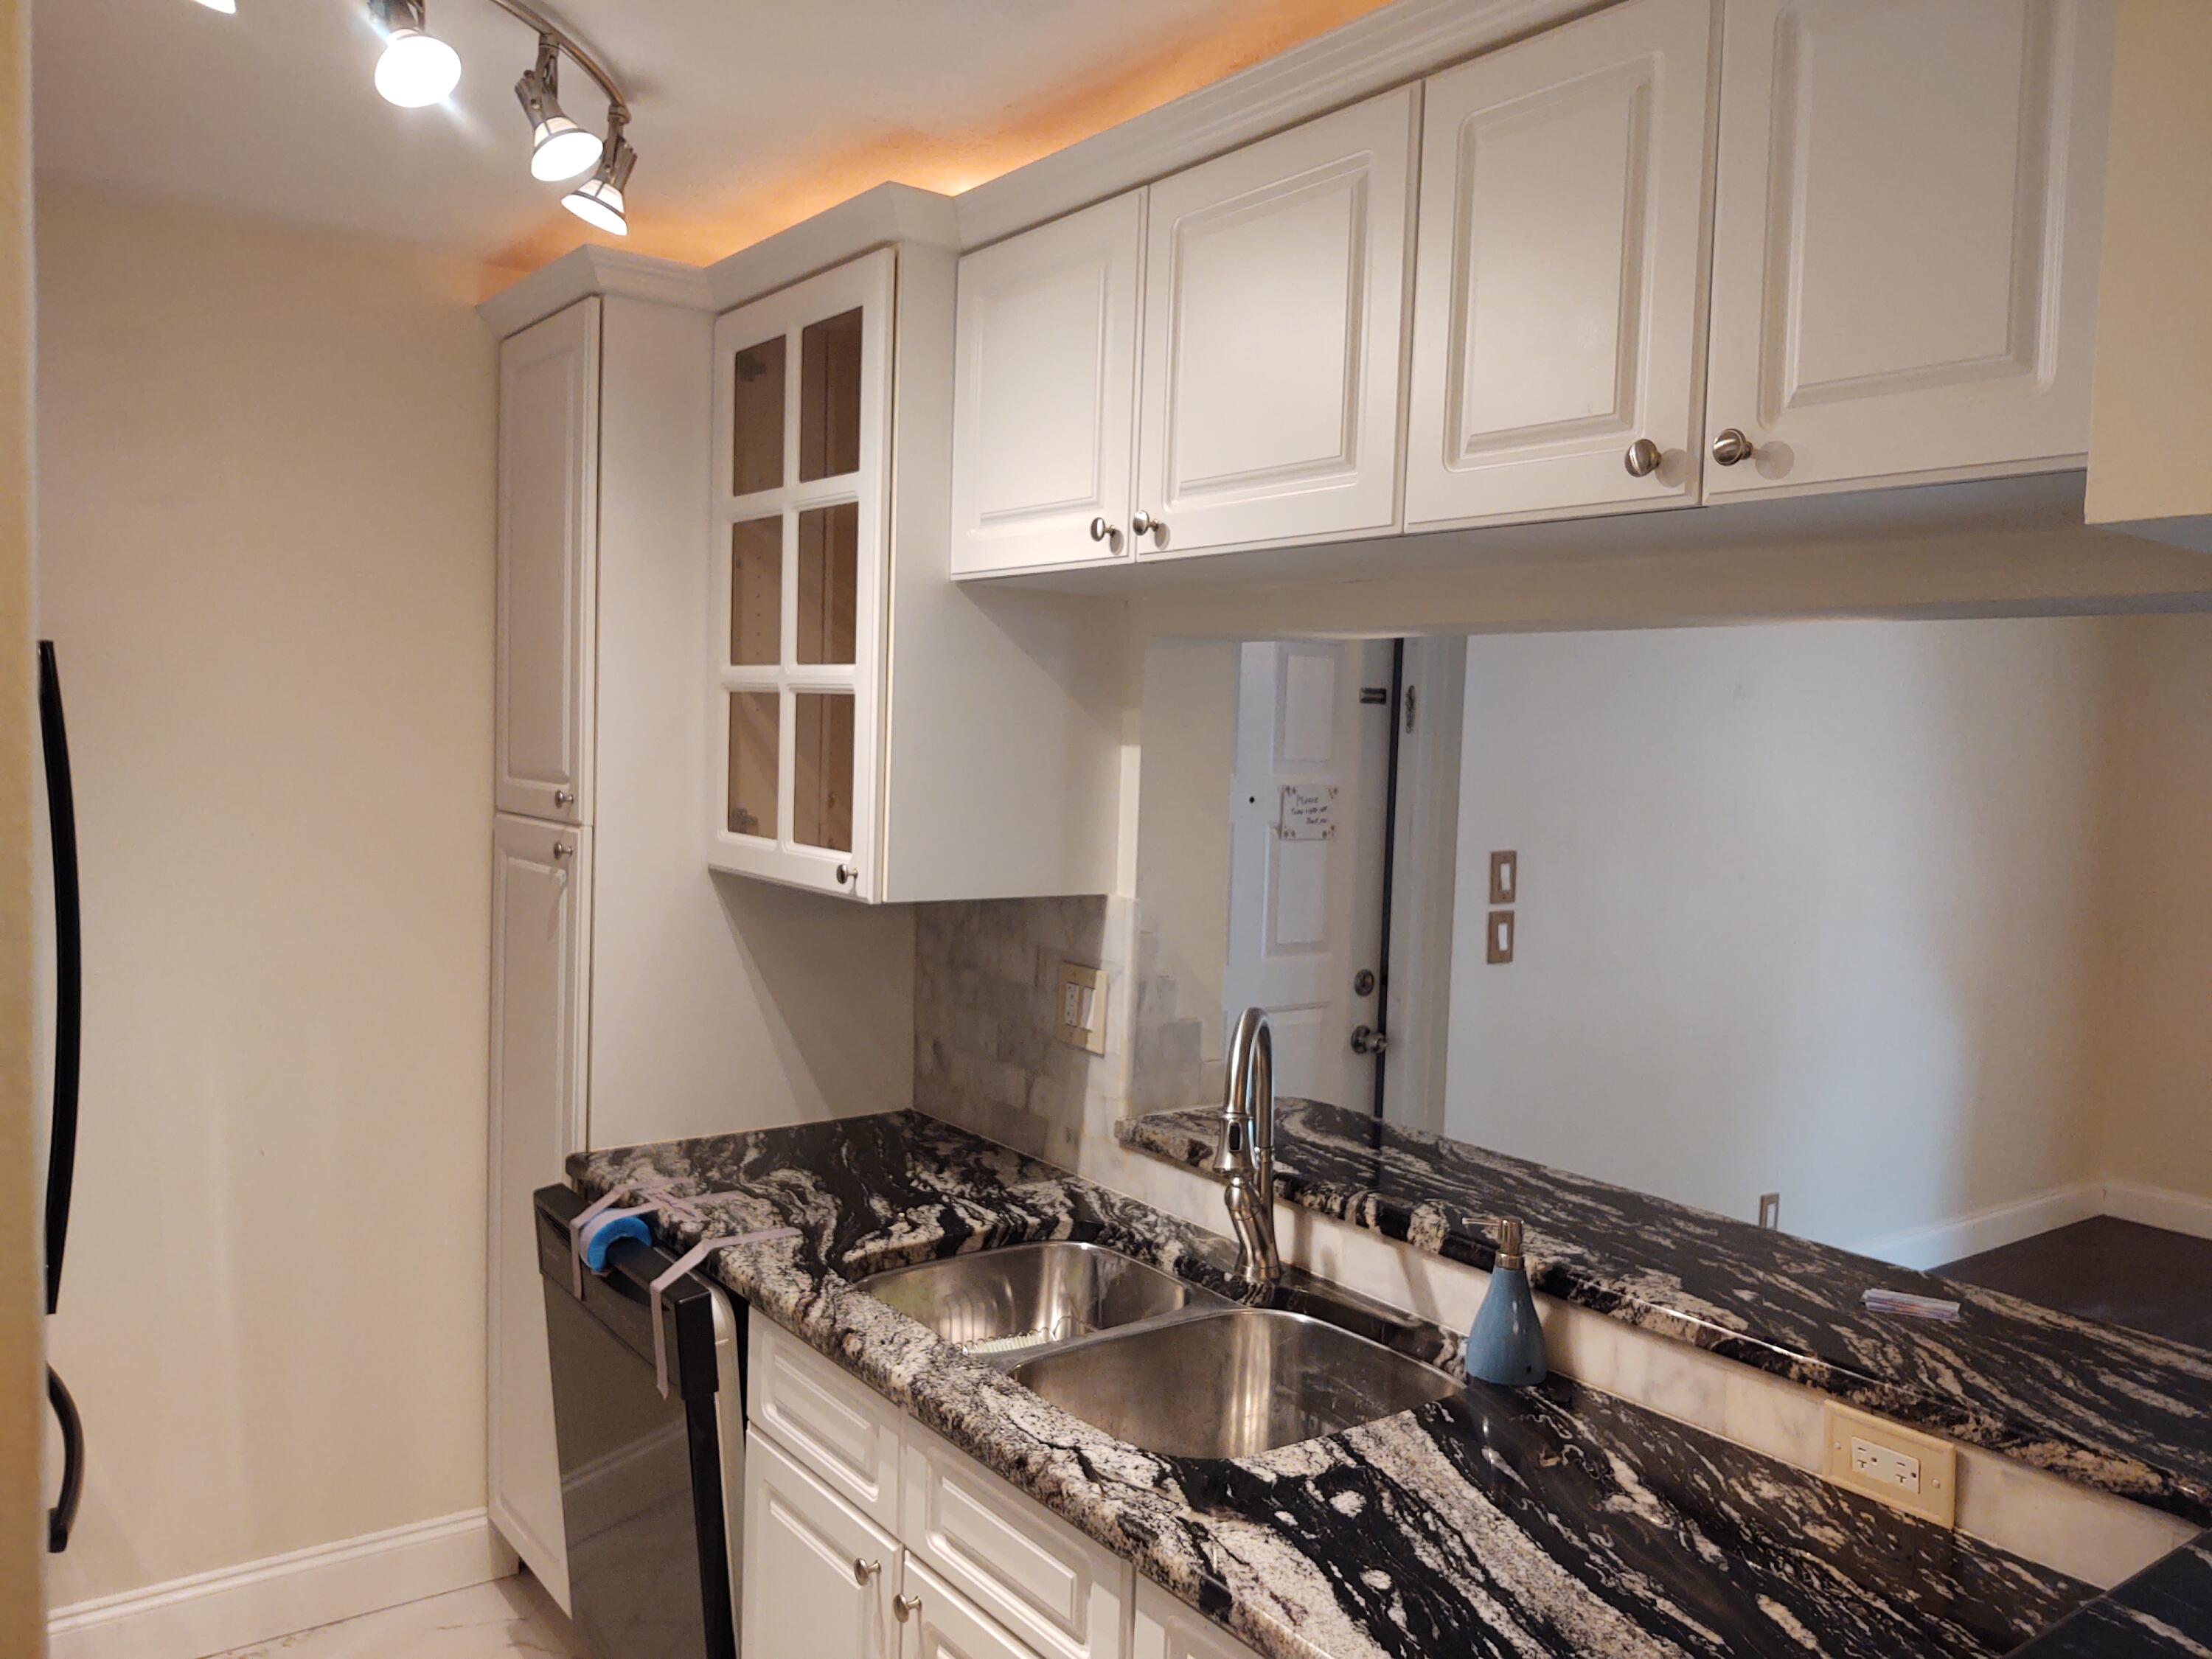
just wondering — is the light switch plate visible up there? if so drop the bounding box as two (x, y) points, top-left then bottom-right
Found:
(1054, 961), (1107, 1056)
(1823, 1402), (1956, 1526)
(1486, 909), (1515, 965)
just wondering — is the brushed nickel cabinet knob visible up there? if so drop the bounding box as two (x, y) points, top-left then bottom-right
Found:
(894, 1594), (922, 1623)
(553, 787), (574, 807)
(1624, 437), (1663, 479)
(1130, 509), (1164, 543)
(852, 1558), (880, 1585)
(1711, 428), (1756, 467)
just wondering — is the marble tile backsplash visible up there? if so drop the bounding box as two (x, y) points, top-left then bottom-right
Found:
(912, 896), (1214, 1177)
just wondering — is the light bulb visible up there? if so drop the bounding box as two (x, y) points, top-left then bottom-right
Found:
(562, 176), (627, 234)
(375, 28), (462, 107)
(532, 121), (605, 183)
(190, 0), (238, 13)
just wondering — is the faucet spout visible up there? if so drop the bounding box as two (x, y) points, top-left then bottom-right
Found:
(1215, 1006), (1280, 1285)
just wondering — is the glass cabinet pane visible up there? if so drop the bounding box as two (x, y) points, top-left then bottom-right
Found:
(726, 692), (779, 840)
(796, 502), (858, 666)
(792, 692), (854, 853)
(798, 308), (863, 481)
(729, 517), (783, 667)
(731, 334), (786, 495)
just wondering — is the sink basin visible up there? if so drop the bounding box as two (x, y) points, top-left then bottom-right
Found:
(1008, 1307), (1461, 1459)
(862, 1242), (1228, 1358)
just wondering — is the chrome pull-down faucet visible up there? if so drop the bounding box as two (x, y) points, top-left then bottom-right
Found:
(1211, 1006), (1281, 1286)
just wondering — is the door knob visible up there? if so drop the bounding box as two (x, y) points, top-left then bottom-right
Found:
(1710, 428), (1756, 467)
(1350, 1025), (1389, 1056)
(1130, 509), (1164, 543)
(1623, 437), (1663, 479)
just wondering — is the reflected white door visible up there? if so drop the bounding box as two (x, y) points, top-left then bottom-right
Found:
(1222, 641), (1394, 1113)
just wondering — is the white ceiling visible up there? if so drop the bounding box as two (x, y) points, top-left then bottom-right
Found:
(33, 0), (1390, 275)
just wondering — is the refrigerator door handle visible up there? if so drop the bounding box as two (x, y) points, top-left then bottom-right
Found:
(48, 1367), (83, 1554)
(38, 641), (83, 1316)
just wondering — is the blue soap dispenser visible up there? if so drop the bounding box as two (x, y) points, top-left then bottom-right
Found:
(1464, 1217), (1548, 1387)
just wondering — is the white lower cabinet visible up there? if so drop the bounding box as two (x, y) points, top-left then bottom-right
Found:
(742, 1427), (900, 1659)
(1133, 1580), (1261, 1659)
(743, 1321), (1133, 1659)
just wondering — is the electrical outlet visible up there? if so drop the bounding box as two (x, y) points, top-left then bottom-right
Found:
(1823, 1403), (1956, 1526)
(1054, 961), (1107, 1056)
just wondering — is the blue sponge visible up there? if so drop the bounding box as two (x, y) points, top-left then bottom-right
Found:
(580, 1210), (653, 1272)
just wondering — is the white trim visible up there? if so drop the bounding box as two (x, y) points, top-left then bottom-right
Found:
(478, 246), (714, 339)
(1854, 1182), (2104, 1273)
(47, 1509), (517, 1659)
(954, 0), (1599, 248)
(703, 182), (959, 313)
(2103, 1180), (2212, 1243)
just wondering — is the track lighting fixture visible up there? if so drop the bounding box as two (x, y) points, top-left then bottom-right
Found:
(349, 0), (638, 232)
(515, 37), (605, 183)
(563, 119), (636, 237)
(369, 0), (462, 108)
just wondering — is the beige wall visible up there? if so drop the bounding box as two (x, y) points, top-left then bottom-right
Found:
(1, 0), (51, 1649)
(34, 181), (499, 1607)
(2093, 615), (2212, 1203)
(1441, 619), (2118, 1252)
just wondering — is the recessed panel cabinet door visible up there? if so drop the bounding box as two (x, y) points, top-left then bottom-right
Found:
(1405, 0), (1718, 527)
(495, 299), (599, 823)
(742, 1429), (897, 1659)
(1135, 88), (1418, 556)
(1702, 0), (2112, 498)
(950, 193), (1144, 577)
(487, 813), (591, 1609)
(897, 1558), (1043, 1659)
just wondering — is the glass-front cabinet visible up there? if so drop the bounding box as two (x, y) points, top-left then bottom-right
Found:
(710, 251), (891, 897)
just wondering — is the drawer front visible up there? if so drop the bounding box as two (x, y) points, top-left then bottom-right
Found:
(899, 1557), (1043, 1659)
(902, 1425), (1129, 1659)
(749, 1318), (904, 1530)
(1133, 1578), (1259, 1659)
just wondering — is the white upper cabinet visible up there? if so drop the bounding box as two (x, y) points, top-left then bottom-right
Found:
(950, 193), (1144, 577)
(496, 299), (599, 822)
(710, 252), (891, 898)
(1405, 0), (1719, 527)
(1134, 88), (1419, 557)
(1701, 0), (2112, 498)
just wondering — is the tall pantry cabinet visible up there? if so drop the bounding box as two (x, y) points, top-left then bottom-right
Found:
(486, 285), (723, 1607)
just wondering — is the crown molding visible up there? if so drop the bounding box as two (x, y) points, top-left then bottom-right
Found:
(954, 0), (1602, 248)
(477, 245), (714, 338)
(703, 181), (960, 311)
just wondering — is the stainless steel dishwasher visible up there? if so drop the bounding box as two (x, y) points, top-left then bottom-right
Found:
(534, 1183), (745, 1659)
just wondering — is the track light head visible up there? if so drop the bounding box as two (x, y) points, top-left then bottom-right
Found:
(369, 0), (462, 108)
(562, 125), (636, 237)
(189, 0), (238, 13)
(515, 37), (604, 183)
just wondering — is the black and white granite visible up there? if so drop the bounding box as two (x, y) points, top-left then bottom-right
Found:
(573, 1110), (2113, 1659)
(2012, 1534), (2212, 1658)
(1118, 1100), (2212, 1530)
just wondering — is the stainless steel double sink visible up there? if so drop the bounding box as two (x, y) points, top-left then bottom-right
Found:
(861, 1242), (1459, 1460)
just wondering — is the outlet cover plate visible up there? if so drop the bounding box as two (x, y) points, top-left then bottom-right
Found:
(1055, 961), (1107, 1056)
(1823, 1402), (1956, 1526)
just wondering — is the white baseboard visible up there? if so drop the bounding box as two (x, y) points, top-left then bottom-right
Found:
(1855, 1182), (2104, 1272)
(2103, 1179), (2212, 1242)
(48, 1508), (519, 1659)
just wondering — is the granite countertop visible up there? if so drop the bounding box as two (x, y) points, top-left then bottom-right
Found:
(1118, 1100), (2212, 1530)
(571, 1110), (2122, 1659)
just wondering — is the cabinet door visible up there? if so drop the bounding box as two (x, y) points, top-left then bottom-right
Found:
(495, 299), (599, 823)
(1702, 0), (2112, 498)
(898, 1558), (1046, 1659)
(1135, 88), (1418, 556)
(710, 252), (893, 897)
(1405, 0), (1717, 527)
(950, 194), (1144, 578)
(487, 813), (592, 1608)
(1131, 1579), (1259, 1659)
(743, 1428), (898, 1659)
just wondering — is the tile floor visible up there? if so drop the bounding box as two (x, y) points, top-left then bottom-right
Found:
(1938, 1217), (2212, 1350)
(207, 1573), (590, 1658)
